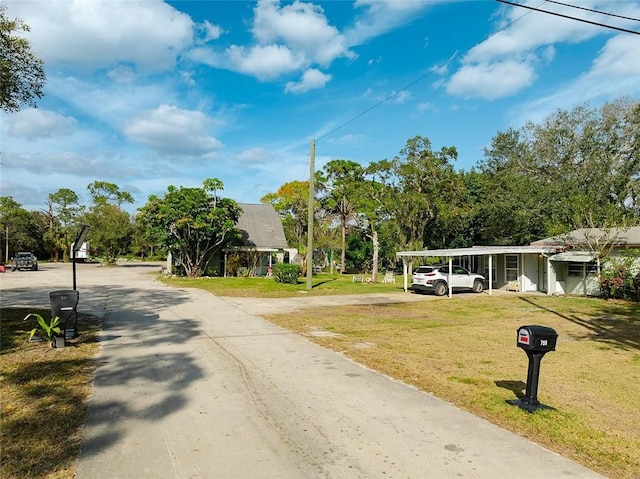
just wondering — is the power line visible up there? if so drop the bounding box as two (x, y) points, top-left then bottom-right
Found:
(496, 0), (640, 35)
(316, 1), (544, 142)
(546, 0), (640, 23)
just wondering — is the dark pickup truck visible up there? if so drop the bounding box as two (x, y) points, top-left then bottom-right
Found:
(12, 252), (38, 271)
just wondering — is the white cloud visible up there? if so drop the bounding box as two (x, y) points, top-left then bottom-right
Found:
(346, 0), (434, 46)
(285, 69), (332, 93)
(445, 0), (640, 100)
(107, 66), (136, 84)
(123, 105), (222, 156)
(235, 147), (273, 165)
(588, 34), (640, 78)
(200, 20), (224, 42)
(447, 61), (536, 99)
(5, 0), (193, 71)
(189, 0), (353, 83)
(7, 109), (77, 139)
(511, 34), (640, 126)
(227, 44), (305, 79)
(252, 0), (353, 65)
(391, 90), (412, 104)
(327, 133), (366, 144)
(416, 102), (434, 114)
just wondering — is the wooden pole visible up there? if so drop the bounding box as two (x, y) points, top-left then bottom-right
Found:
(306, 140), (315, 290)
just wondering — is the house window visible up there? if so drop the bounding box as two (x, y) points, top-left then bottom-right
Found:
(568, 262), (583, 277)
(568, 262), (598, 277)
(506, 255), (518, 282)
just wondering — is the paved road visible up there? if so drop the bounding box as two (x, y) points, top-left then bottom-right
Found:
(0, 263), (605, 478)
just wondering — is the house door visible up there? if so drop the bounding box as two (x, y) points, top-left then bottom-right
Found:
(523, 254), (538, 291)
(505, 254), (519, 283)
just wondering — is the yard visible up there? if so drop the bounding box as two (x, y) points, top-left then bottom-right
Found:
(263, 294), (640, 479)
(0, 308), (100, 479)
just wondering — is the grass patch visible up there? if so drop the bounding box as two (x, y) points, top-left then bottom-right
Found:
(1, 308), (100, 479)
(261, 295), (640, 479)
(160, 272), (405, 297)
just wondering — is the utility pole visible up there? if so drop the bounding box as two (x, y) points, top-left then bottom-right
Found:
(306, 140), (315, 290)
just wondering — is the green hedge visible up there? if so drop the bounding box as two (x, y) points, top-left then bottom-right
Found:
(273, 263), (301, 284)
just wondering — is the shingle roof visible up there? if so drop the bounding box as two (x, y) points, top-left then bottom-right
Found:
(531, 226), (640, 248)
(234, 203), (289, 249)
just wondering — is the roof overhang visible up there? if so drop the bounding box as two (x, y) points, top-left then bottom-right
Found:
(396, 245), (557, 258)
(549, 252), (596, 263)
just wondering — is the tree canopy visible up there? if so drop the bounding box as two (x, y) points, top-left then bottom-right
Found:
(138, 179), (242, 278)
(0, 5), (46, 113)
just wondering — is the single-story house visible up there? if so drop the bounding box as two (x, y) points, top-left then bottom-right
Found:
(221, 203), (298, 276)
(396, 226), (640, 297)
(531, 227), (640, 296)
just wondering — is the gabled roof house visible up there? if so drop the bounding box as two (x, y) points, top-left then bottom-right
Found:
(220, 203), (297, 276)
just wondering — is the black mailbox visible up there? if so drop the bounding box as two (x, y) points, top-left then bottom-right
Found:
(517, 325), (557, 352)
(508, 325), (558, 412)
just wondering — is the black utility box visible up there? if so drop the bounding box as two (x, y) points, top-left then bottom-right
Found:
(517, 325), (557, 352)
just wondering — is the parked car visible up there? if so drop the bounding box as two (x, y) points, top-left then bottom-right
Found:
(411, 265), (484, 296)
(12, 252), (38, 271)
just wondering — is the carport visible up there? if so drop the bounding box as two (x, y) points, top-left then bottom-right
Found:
(396, 246), (558, 298)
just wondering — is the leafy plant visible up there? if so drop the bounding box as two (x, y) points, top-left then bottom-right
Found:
(273, 263), (301, 284)
(24, 313), (61, 344)
(600, 249), (640, 301)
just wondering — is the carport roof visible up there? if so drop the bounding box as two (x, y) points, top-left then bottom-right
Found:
(396, 245), (558, 258)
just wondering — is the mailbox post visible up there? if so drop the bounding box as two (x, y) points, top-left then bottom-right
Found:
(508, 325), (558, 412)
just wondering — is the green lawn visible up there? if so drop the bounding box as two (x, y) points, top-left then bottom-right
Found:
(160, 271), (405, 297)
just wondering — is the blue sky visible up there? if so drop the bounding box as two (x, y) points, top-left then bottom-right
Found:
(2, 0), (640, 213)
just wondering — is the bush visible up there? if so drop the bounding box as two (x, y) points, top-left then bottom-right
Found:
(600, 250), (640, 301)
(273, 263), (301, 284)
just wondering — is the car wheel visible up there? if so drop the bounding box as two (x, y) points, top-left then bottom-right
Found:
(434, 282), (447, 296)
(472, 280), (484, 293)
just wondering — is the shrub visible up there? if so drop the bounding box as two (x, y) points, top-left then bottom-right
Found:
(600, 250), (640, 301)
(273, 263), (301, 284)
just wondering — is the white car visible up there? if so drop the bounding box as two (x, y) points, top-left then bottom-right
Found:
(411, 265), (484, 296)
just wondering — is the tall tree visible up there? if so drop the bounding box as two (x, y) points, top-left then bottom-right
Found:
(0, 197), (47, 260)
(359, 159), (395, 282)
(0, 5), (46, 112)
(479, 99), (640, 244)
(87, 181), (134, 207)
(82, 204), (132, 264)
(392, 136), (460, 249)
(261, 180), (310, 249)
(318, 160), (363, 273)
(82, 182), (134, 264)
(138, 179), (241, 278)
(43, 188), (81, 261)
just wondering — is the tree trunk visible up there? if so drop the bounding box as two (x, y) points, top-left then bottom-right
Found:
(371, 228), (379, 283)
(341, 221), (346, 274)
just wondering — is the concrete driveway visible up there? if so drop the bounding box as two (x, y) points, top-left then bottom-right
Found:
(0, 263), (604, 478)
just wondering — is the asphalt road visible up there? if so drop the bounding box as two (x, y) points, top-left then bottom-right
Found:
(0, 263), (605, 478)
